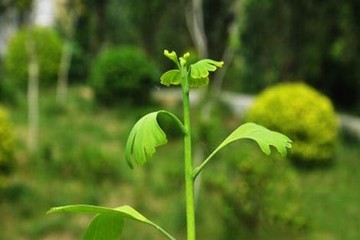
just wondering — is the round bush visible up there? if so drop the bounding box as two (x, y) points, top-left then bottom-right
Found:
(5, 26), (63, 87)
(246, 82), (338, 165)
(0, 107), (15, 189)
(89, 46), (159, 105)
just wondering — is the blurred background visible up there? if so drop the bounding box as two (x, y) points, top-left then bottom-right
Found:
(0, 0), (359, 239)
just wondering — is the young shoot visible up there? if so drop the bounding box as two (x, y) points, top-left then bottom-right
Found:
(48, 50), (292, 240)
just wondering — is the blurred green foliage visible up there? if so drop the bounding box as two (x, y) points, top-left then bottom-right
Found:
(0, 0), (32, 16)
(2, 0), (359, 113)
(202, 142), (305, 238)
(246, 82), (338, 166)
(236, 0), (360, 113)
(0, 106), (15, 190)
(0, 77), (17, 104)
(0, 86), (359, 239)
(5, 26), (63, 88)
(89, 45), (159, 105)
(0, 0), (359, 238)
(193, 103), (305, 238)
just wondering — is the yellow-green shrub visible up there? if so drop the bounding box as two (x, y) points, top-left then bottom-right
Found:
(0, 107), (15, 189)
(246, 82), (338, 165)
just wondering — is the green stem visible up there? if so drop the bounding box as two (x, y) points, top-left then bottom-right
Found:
(181, 67), (196, 240)
(193, 149), (218, 180)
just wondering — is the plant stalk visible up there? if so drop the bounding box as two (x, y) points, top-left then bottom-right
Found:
(181, 67), (196, 240)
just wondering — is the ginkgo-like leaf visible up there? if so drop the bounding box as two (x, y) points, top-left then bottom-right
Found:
(48, 205), (148, 223)
(190, 59), (224, 79)
(189, 76), (209, 88)
(160, 69), (209, 87)
(217, 122), (292, 156)
(125, 110), (185, 168)
(48, 205), (175, 240)
(160, 69), (181, 86)
(84, 213), (124, 240)
(193, 122), (292, 179)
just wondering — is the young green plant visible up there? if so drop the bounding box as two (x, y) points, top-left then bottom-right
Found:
(47, 50), (292, 240)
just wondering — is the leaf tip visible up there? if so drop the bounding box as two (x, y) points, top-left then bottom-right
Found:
(126, 159), (134, 169)
(183, 52), (190, 59)
(47, 207), (59, 215)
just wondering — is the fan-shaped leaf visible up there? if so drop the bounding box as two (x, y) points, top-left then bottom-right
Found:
(218, 122), (292, 156)
(160, 69), (209, 87)
(189, 76), (209, 88)
(193, 122), (292, 179)
(48, 205), (149, 223)
(48, 205), (175, 240)
(160, 69), (181, 86)
(84, 213), (124, 240)
(125, 110), (185, 168)
(190, 59), (224, 79)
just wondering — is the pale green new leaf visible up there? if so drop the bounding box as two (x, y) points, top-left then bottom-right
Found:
(48, 205), (175, 240)
(190, 59), (224, 79)
(125, 110), (185, 168)
(84, 213), (124, 240)
(160, 69), (209, 87)
(193, 122), (292, 179)
(164, 50), (179, 65)
(160, 69), (181, 86)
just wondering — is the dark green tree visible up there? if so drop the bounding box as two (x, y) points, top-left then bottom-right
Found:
(237, 0), (360, 113)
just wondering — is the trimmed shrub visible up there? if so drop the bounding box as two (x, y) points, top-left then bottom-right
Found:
(89, 46), (159, 105)
(5, 26), (63, 87)
(246, 82), (338, 165)
(0, 107), (15, 190)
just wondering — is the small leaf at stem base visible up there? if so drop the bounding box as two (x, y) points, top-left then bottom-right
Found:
(48, 204), (176, 240)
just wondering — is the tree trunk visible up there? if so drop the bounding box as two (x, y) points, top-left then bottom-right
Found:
(56, 8), (78, 105)
(186, 0), (208, 59)
(185, 0), (243, 207)
(56, 40), (72, 105)
(27, 39), (39, 154)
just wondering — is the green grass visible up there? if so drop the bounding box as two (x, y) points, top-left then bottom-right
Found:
(298, 137), (360, 240)
(1, 85), (359, 239)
